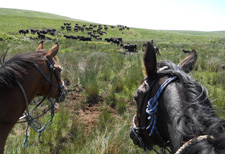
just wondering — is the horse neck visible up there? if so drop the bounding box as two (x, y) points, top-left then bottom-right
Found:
(157, 81), (188, 153)
(0, 68), (43, 152)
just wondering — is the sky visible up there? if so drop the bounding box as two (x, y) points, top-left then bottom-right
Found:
(1, 0), (225, 31)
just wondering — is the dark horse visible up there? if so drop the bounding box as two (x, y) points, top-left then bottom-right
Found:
(130, 42), (225, 154)
(0, 42), (67, 153)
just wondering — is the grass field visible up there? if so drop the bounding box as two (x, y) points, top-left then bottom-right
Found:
(0, 8), (225, 154)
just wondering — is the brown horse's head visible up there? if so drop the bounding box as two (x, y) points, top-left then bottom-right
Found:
(35, 41), (67, 102)
(0, 41), (67, 153)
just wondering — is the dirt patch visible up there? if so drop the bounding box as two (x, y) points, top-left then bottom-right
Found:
(78, 104), (101, 133)
(63, 86), (102, 133)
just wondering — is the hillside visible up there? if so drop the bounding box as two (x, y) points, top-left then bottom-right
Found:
(0, 8), (225, 154)
(1, 8), (225, 39)
(0, 8), (78, 21)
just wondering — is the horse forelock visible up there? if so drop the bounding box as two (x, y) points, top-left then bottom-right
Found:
(0, 51), (45, 91)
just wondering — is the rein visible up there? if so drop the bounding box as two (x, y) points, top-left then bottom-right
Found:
(0, 56), (66, 148)
(132, 76), (177, 154)
(175, 135), (212, 154)
(17, 81), (56, 147)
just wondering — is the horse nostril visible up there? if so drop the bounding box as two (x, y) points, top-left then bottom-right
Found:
(64, 78), (71, 87)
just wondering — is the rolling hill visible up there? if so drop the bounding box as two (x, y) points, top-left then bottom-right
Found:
(0, 8), (225, 39)
(0, 8), (78, 21)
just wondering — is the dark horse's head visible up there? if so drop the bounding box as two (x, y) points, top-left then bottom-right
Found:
(130, 42), (225, 153)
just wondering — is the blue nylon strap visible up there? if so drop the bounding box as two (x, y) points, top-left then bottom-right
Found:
(146, 76), (177, 136)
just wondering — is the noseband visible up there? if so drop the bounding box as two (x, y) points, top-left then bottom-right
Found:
(132, 76), (177, 154)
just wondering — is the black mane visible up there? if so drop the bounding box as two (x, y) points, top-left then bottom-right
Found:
(157, 60), (225, 153)
(0, 51), (46, 91)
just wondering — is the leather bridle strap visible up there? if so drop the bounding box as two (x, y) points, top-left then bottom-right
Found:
(33, 63), (58, 88)
(34, 57), (65, 102)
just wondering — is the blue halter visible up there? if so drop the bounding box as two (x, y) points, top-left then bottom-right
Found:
(132, 76), (177, 154)
(146, 76), (177, 136)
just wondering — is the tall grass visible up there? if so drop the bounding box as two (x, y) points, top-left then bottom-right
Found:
(1, 9), (225, 153)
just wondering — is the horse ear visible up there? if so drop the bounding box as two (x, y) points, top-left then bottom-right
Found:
(46, 43), (59, 60)
(178, 49), (197, 73)
(36, 41), (44, 51)
(143, 42), (157, 77)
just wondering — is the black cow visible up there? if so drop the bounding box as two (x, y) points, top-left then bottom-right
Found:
(79, 36), (92, 41)
(19, 29), (29, 36)
(61, 26), (65, 30)
(37, 32), (45, 39)
(122, 43), (137, 52)
(30, 29), (37, 34)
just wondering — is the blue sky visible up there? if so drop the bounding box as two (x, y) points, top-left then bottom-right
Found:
(1, 0), (225, 31)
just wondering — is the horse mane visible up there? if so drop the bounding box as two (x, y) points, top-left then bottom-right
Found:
(0, 50), (47, 91)
(157, 60), (225, 153)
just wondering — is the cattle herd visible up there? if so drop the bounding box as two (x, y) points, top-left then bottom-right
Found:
(18, 23), (144, 52)
(10, 22), (225, 54)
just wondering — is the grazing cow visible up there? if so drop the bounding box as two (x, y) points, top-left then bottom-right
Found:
(97, 27), (103, 31)
(47, 29), (56, 36)
(61, 26), (65, 30)
(95, 37), (102, 40)
(64, 35), (71, 39)
(104, 38), (121, 46)
(154, 46), (160, 55)
(66, 26), (72, 32)
(30, 29), (37, 34)
(79, 36), (92, 41)
(37, 32), (45, 39)
(111, 38), (121, 46)
(105, 38), (111, 42)
(98, 31), (105, 35)
(19, 29), (29, 36)
(64, 23), (71, 26)
(71, 36), (78, 40)
(151, 39), (154, 44)
(121, 43), (137, 52)
(117, 38), (122, 42)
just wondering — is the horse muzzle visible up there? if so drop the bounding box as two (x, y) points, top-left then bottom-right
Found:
(56, 81), (67, 102)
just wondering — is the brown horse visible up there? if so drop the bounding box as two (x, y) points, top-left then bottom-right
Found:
(0, 41), (67, 153)
(130, 42), (225, 153)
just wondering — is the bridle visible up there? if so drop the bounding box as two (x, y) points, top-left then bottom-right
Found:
(0, 55), (66, 148)
(18, 55), (66, 147)
(131, 76), (177, 154)
(33, 55), (66, 102)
